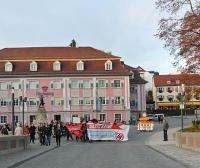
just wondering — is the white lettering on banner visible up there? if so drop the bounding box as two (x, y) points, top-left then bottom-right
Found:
(87, 123), (112, 129)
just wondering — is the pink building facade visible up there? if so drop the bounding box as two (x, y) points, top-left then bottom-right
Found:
(0, 45), (131, 124)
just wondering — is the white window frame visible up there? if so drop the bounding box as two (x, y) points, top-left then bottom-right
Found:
(0, 83), (7, 90)
(83, 80), (90, 88)
(0, 116), (7, 124)
(105, 60), (112, 70)
(99, 114), (106, 121)
(14, 116), (19, 123)
(84, 114), (90, 121)
(114, 114), (122, 123)
(30, 61), (38, 71)
(29, 81), (38, 89)
(0, 100), (7, 107)
(83, 97), (91, 105)
(114, 80), (121, 88)
(77, 60), (84, 71)
(98, 80), (106, 88)
(53, 81), (61, 89)
(29, 98), (37, 106)
(71, 81), (79, 89)
(71, 97), (79, 105)
(5, 62), (13, 72)
(53, 61), (61, 71)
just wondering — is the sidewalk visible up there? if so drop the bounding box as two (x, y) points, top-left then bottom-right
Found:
(146, 128), (200, 168)
(0, 139), (58, 168)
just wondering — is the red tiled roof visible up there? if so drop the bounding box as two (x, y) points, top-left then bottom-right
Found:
(154, 74), (200, 86)
(0, 46), (130, 77)
(0, 47), (120, 60)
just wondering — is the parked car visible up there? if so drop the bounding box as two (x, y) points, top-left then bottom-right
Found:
(147, 114), (154, 121)
(153, 114), (164, 121)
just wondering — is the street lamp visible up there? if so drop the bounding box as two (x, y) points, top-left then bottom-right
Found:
(19, 96), (27, 134)
(178, 84), (185, 131)
(11, 87), (15, 135)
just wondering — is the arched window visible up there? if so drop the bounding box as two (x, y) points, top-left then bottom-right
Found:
(53, 61), (61, 71)
(5, 61), (13, 72)
(77, 60), (84, 71)
(30, 61), (38, 71)
(105, 60), (112, 70)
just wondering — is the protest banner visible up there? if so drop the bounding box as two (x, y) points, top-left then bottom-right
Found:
(87, 123), (129, 141)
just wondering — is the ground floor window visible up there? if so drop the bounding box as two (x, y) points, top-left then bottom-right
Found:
(54, 115), (61, 121)
(84, 114), (90, 121)
(30, 115), (36, 124)
(14, 116), (19, 124)
(0, 116), (7, 124)
(114, 114), (122, 123)
(99, 114), (106, 121)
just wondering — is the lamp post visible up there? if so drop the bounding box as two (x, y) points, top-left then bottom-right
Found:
(19, 96), (27, 134)
(178, 84), (185, 131)
(11, 87), (15, 135)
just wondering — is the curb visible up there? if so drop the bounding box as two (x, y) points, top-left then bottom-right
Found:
(146, 145), (191, 168)
(7, 146), (58, 168)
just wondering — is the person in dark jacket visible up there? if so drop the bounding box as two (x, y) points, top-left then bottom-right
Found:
(38, 123), (46, 145)
(1, 125), (8, 135)
(163, 118), (169, 141)
(29, 124), (36, 143)
(82, 122), (88, 142)
(55, 123), (62, 146)
(45, 124), (52, 146)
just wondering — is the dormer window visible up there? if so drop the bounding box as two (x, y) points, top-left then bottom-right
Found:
(105, 60), (112, 70)
(167, 80), (171, 84)
(30, 61), (38, 71)
(53, 61), (61, 71)
(5, 62), (13, 72)
(77, 60), (84, 71)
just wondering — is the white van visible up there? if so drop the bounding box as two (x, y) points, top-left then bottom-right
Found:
(154, 114), (164, 121)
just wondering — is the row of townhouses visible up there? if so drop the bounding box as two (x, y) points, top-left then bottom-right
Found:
(0, 42), (146, 124)
(153, 74), (200, 110)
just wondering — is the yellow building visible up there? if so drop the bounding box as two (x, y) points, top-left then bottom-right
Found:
(153, 74), (200, 110)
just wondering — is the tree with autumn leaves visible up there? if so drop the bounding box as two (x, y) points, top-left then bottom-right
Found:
(155, 0), (200, 72)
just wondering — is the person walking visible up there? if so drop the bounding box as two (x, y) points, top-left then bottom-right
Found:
(45, 124), (52, 146)
(55, 123), (62, 147)
(1, 124), (8, 135)
(15, 123), (23, 136)
(163, 118), (169, 141)
(29, 124), (36, 144)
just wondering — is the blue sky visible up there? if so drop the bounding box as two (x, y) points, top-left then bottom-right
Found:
(0, 0), (176, 74)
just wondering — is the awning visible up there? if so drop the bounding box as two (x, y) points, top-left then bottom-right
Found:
(158, 102), (200, 106)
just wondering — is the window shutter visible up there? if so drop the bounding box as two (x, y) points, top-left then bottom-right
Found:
(69, 100), (71, 105)
(96, 82), (99, 88)
(7, 84), (11, 90)
(91, 99), (94, 104)
(90, 83), (93, 88)
(68, 83), (71, 88)
(106, 81), (109, 88)
(8, 100), (12, 106)
(51, 83), (54, 89)
(106, 98), (109, 105)
(121, 97), (125, 104)
(61, 83), (64, 89)
(26, 101), (30, 106)
(111, 81), (114, 88)
(112, 97), (114, 104)
(36, 83), (39, 89)
(79, 82), (83, 88)
(51, 100), (54, 105)
(19, 84), (22, 89)
(61, 99), (64, 105)
(26, 84), (29, 89)
(121, 81), (124, 87)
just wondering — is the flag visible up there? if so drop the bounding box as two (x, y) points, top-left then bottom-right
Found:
(96, 90), (102, 112)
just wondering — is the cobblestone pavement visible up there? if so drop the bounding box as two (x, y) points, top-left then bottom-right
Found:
(146, 128), (200, 168)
